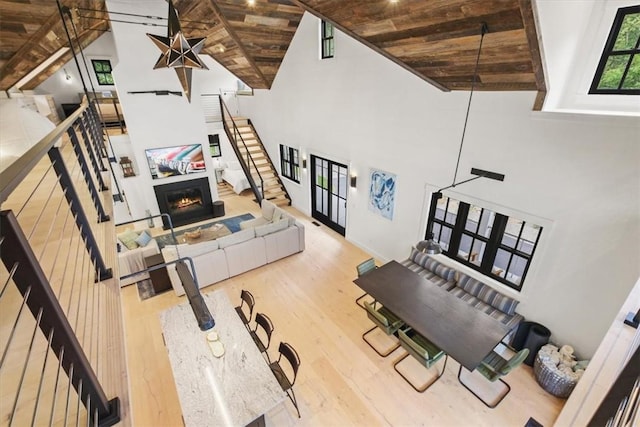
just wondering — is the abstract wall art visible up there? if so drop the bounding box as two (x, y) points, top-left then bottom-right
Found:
(368, 168), (396, 220)
(145, 144), (206, 179)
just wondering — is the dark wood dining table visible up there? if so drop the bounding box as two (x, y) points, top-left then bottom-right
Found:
(354, 260), (509, 371)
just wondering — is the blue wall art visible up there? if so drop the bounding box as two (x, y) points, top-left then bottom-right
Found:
(368, 169), (396, 220)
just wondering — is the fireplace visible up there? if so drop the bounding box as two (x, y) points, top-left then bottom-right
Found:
(154, 178), (214, 229)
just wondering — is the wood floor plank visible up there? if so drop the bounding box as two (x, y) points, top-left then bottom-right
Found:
(121, 191), (565, 426)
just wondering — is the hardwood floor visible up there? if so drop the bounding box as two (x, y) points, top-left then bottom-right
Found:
(121, 193), (565, 426)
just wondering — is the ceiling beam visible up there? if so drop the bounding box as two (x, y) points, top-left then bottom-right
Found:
(520, 0), (547, 110)
(290, 0), (450, 92)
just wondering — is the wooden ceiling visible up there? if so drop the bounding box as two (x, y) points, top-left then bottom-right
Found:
(0, 0), (546, 102)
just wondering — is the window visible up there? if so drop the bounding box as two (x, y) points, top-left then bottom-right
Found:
(590, 5), (640, 94)
(91, 59), (114, 86)
(208, 134), (221, 157)
(321, 20), (334, 59)
(426, 193), (543, 291)
(279, 145), (300, 183)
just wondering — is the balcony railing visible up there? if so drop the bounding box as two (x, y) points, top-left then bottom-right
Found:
(0, 101), (127, 426)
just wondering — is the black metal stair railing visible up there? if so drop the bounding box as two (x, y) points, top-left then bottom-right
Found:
(218, 95), (264, 204)
(246, 119), (291, 205)
(0, 100), (125, 426)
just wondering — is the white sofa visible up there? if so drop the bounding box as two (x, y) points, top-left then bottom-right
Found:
(161, 200), (305, 296)
(117, 237), (160, 287)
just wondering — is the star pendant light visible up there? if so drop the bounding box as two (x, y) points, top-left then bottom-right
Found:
(147, 0), (208, 102)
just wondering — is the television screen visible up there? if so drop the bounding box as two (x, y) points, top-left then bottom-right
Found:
(145, 144), (206, 179)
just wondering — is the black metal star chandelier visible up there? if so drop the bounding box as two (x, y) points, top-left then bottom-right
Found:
(147, 0), (208, 102)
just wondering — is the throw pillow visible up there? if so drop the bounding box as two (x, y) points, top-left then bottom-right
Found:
(261, 199), (276, 221)
(118, 230), (139, 250)
(272, 208), (282, 222)
(135, 230), (153, 247)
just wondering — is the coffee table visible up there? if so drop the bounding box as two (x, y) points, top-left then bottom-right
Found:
(182, 223), (231, 244)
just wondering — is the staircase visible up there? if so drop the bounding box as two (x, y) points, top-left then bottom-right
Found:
(218, 97), (291, 207)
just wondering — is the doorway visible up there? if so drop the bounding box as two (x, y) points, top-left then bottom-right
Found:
(310, 155), (348, 235)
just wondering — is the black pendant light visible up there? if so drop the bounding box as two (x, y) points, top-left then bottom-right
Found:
(418, 23), (505, 255)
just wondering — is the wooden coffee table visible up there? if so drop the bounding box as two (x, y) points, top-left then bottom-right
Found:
(183, 223), (231, 244)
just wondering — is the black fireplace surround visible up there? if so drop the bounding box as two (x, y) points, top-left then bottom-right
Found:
(154, 177), (214, 229)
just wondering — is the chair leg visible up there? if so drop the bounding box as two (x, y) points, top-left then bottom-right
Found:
(394, 353), (447, 393)
(457, 365), (511, 408)
(286, 387), (301, 418)
(362, 326), (400, 357)
(355, 292), (368, 308)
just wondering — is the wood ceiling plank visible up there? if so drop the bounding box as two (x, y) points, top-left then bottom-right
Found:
(204, 0), (271, 88)
(367, 9), (524, 46)
(0, 0), (547, 96)
(0, 0), (108, 90)
(291, 0), (450, 91)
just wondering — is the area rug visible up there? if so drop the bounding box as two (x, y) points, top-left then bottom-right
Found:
(155, 213), (254, 249)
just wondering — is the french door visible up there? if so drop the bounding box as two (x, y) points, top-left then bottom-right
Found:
(310, 155), (348, 235)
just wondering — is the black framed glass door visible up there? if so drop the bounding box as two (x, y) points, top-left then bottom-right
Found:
(310, 155), (348, 235)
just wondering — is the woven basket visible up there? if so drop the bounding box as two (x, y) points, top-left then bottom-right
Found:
(533, 353), (578, 398)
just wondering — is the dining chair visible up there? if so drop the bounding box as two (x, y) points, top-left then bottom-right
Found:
(457, 348), (529, 408)
(235, 289), (255, 329)
(269, 342), (301, 418)
(362, 300), (404, 357)
(394, 327), (448, 392)
(355, 258), (377, 308)
(250, 312), (274, 363)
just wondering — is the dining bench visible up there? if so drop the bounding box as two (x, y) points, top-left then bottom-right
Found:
(402, 247), (524, 341)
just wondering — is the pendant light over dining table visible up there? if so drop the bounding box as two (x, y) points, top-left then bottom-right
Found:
(417, 23), (505, 255)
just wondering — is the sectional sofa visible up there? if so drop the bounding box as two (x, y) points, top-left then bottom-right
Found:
(162, 200), (305, 296)
(402, 247), (524, 340)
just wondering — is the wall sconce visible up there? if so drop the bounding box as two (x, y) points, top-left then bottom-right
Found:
(302, 158), (307, 169)
(119, 156), (136, 177)
(350, 174), (357, 188)
(63, 68), (72, 82)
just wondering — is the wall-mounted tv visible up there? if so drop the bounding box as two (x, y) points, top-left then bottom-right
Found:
(145, 144), (206, 179)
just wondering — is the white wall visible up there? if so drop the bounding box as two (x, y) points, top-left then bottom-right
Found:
(36, 32), (119, 116)
(239, 13), (640, 357)
(105, 0), (218, 223)
(539, 0), (640, 116)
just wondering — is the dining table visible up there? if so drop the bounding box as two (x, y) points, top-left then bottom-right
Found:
(354, 260), (510, 371)
(160, 289), (285, 426)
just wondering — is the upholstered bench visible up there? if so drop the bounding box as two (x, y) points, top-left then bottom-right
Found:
(401, 247), (457, 290)
(401, 247), (523, 341)
(449, 273), (524, 338)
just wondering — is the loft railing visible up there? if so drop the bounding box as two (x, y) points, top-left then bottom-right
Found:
(217, 95), (264, 204)
(0, 101), (126, 426)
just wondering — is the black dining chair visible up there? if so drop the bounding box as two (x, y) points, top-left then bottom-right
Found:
(250, 312), (274, 363)
(355, 258), (377, 308)
(269, 342), (301, 418)
(235, 289), (255, 329)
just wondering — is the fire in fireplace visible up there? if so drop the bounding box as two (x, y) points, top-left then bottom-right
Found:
(154, 178), (214, 229)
